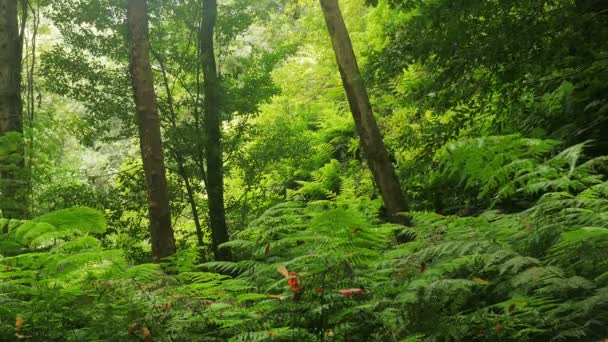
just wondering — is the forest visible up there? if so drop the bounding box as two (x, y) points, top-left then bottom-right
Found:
(1, 0), (608, 340)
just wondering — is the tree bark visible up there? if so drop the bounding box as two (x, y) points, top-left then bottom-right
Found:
(319, 0), (410, 225)
(0, 0), (26, 219)
(201, 0), (231, 261)
(126, 0), (176, 261)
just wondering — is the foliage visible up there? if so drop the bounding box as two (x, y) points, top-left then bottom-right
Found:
(363, 0), (608, 208)
(3, 137), (608, 340)
(2, 0), (608, 340)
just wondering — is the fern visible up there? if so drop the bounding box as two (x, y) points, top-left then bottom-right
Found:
(2, 136), (608, 341)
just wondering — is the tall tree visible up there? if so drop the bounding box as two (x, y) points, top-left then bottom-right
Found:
(318, 0), (410, 225)
(126, 0), (176, 260)
(0, 0), (26, 219)
(201, 0), (231, 261)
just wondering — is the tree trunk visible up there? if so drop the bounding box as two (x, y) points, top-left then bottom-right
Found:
(0, 0), (26, 219)
(319, 0), (410, 226)
(177, 157), (205, 247)
(201, 0), (231, 261)
(151, 47), (206, 251)
(126, 0), (176, 261)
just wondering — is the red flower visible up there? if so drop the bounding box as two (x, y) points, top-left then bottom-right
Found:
(287, 272), (301, 292)
(338, 288), (367, 297)
(495, 323), (502, 333)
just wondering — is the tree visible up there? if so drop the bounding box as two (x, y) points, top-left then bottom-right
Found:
(126, 0), (176, 261)
(0, 0), (26, 219)
(201, 0), (231, 261)
(318, 0), (409, 225)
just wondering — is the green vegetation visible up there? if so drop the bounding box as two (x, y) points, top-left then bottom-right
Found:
(1, 0), (607, 340)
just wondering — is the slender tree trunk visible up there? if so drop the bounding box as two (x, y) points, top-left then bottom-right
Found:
(177, 157), (205, 246)
(319, 0), (410, 225)
(194, 32), (209, 191)
(24, 1), (38, 219)
(126, 0), (176, 261)
(0, 0), (26, 219)
(151, 47), (206, 249)
(201, 0), (231, 261)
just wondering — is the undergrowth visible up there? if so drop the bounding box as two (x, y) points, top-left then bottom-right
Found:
(1, 135), (608, 341)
